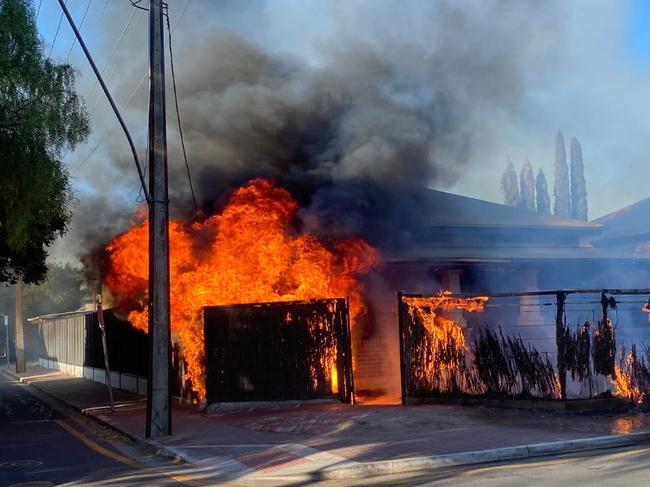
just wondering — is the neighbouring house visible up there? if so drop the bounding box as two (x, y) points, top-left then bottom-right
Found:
(358, 188), (650, 373)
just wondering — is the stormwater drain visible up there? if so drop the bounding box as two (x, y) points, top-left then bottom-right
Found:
(0, 460), (43, 469)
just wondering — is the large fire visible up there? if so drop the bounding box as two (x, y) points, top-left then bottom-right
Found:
(105, 179), (380, 399)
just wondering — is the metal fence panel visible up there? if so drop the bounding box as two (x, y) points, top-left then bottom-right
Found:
(204, 298), (353, 404)
(36, 309), (147, 376)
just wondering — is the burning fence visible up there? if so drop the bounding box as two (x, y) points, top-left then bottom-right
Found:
(103, 179), (379, 399)
(399, 292), (559, 402)
(203, 298), (353, 404)
(398, 292), (487, 398)
(399, 289), (650, 405)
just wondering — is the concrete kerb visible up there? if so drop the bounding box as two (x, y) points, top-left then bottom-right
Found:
(0, 367), (183, 463)
(316, 432), (650, 480)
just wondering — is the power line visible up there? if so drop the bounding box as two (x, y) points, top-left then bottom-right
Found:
(35, 0), (43, 21)
(129, 0), (148, 11)
(85, 7), (139, 101)
(47, 2), (66, 60)
(177, 0), (193, 23)
(61, 1), (129, 160)
(65, 0), (93, 62)
(91, 9), (143, 112)
(77, 0), (193, 173)
(56, 0), (150, 203)
(105, 0), (193, 106)
(78, 71), (148, 167)
(165, 4), (198, 214)
(87, 0), (108, 51)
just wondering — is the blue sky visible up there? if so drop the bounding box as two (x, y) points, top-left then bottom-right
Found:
(628, 0), (650, 61)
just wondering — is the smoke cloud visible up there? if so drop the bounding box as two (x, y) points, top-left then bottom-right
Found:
(50, 0), (572, 262)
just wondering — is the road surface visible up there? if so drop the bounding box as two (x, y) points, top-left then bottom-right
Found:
(0, 371), (188, 486)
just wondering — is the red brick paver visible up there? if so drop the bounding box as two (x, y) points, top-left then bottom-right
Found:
(235, 448), (310, 472)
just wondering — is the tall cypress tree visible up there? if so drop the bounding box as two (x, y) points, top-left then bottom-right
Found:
(536, 168), (551, 215)
(500, 157), (519, 207)
(554, 130), (570, 217)
(519, 159), (536, 212)
(570, 137), (588, 221)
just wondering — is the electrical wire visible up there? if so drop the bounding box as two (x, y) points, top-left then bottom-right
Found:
(78, 70), (148, 167)
(91, 10), (143, 112)
(77, 0), (192, 173)
(165, 4), (198, 215)
(86, 0), (108, 51)
(129, 0), (148, 11)
(85, 7), (139, 101)
(176, 0), (193, 24)
(59, 0), (120, 160)
(65, 0), (93, 62)
(56, 0), (150, 203)
(47, 2), (66, 59)
(35, 0), (43, 21)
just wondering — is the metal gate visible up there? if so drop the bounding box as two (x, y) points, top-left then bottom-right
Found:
(204, 298), (354, 404)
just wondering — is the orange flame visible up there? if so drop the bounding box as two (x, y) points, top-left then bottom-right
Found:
(403, 292), (488, 391)
(612, 355), (645, 404)
(105, 179), (380, 399)
(642, 299), (650, 313)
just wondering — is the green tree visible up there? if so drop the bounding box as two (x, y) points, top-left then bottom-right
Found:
(500, 157), (519, 206)
(570, 137), (588, 221)
(0, 263), (88, 319)
(554, 130), (570, 217)
(535, 168), (551, 215)
(518, 159), (535, 211)
(0, 0), (89, 284)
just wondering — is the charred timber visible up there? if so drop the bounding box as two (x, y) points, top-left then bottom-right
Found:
(556, 291), (568, 400)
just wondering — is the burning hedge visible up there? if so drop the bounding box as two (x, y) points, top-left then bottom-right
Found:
(471, 328), (557, 398)
(400, 293), (561, 401)
(401, 291), (650, 405)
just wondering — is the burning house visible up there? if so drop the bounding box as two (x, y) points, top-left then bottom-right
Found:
(28, 181), (650, 405)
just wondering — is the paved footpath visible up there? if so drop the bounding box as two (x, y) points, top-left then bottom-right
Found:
(4, 363), (650, 486)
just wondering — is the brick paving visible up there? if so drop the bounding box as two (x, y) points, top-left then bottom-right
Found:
(235, 448), (310, 472)
(213, 404), (368, 434)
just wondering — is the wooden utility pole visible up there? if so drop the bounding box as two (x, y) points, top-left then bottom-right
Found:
(146, 0), (172, 438)
(15, 278), (25, 373)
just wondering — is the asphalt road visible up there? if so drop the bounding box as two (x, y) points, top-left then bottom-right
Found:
(0, 372), (187, 487)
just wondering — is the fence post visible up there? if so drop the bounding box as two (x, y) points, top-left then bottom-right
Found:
(555, 291), (568, 400)
(342, 298), (354, 404)
(600, 292), (609, 322)
(397, 292), (408, 405)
